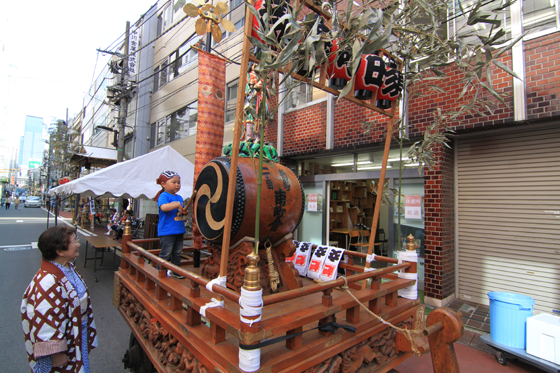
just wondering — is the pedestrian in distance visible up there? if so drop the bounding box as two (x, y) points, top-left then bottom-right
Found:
(15, 196), (20, 209)
(21, 226), (98, 372)
(154, 170), (187, 279)
(6, 195), (12, 209)
(1, 197), (5, 207)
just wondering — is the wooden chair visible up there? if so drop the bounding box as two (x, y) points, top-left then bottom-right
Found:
(350, 229), (370, 253)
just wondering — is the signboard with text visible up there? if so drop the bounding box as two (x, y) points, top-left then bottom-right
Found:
(405, 195), (422, 220)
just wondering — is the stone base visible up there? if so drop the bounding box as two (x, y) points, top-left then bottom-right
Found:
(424, 293), (455, 309)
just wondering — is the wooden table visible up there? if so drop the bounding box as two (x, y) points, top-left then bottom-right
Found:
(83, 235), (122, 282)
(330, 228), (380, 252)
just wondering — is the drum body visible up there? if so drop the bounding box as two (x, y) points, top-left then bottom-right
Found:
(194, 157), (304, 246)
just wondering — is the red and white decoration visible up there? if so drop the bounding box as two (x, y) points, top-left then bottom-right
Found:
(287, 241), (314, 276)
(319, 247), (345, 282)
(306, 245), (331, 280)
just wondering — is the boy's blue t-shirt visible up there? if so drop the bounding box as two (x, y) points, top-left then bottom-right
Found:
(157, 192), (186, 236)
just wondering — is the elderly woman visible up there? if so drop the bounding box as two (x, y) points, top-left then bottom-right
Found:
(21, 226), (97, 373)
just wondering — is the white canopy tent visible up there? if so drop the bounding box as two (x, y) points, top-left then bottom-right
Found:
(48, 146), (194, 200)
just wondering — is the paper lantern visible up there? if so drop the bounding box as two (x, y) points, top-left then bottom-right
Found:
(251, 0), (292, 45)
(354, 54), (386, 100)
(326, 39), (352, 89)
(376, 61), (404, 109)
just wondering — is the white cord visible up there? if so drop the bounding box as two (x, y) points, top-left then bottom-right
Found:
(239, 347), (260, 372)
(366, 254), (376, 263)
(239, 288), (263, 326)
(238, 288), (263, 372)
(199, 298), (224, 317)
(206, 276), (227, 293)
(364, 267), (376, 272)
(397, 250), (419, 300)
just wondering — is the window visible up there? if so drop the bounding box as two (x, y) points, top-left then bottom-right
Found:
(163, 5), (173, 30)
(520, 0), (558, 35)
(234, 17), (245, 31)
(448, 0), (510, 44)
(177, 37), (201, 74)
(285, 81), (312, 110)
(231, 0), (243, 10)
(150, 101), (198, 148)
(159, 58), (168, 87)
(153, 66), (160, 92)
(226, 80), (239, 122)
(157, 13), (163, 36)
(154, 37), (202, 92)
(284, 70), (327, 110)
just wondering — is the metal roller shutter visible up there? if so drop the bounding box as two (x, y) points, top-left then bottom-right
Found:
(457, 125), (560, 314)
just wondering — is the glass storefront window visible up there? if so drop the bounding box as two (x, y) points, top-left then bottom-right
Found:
(298, 182), (324, 244)
(392, 178), (425, 294)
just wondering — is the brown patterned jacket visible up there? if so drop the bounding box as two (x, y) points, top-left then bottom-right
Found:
(21, 260), (98, 372)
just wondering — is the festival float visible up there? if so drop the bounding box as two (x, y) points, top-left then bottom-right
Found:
(113, 0), (465, 372)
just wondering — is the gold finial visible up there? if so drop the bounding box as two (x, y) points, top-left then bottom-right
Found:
(243, 251), (262, 291)
(406, 234), (416, 251)
(124, 219), (132, 236)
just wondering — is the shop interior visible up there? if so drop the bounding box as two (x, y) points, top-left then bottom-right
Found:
(296, 148), (426, 298)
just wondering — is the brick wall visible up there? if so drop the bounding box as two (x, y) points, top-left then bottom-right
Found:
(283, 100), (328, 155)
(525, 32), (560, 120)
(423, 144), (455, 300)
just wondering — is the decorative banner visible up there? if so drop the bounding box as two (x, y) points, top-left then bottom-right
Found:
(319, 247), (345, 282)
(193, 50), (226, 249)
(307, 245), (330, 280)
(88, 197), (95, 216)
(288, 241), (313, 277)
(405, 195), (422, 220)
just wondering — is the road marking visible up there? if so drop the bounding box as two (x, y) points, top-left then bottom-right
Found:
(1, 244), (33, 251)
(4, 246), (32, 251)
(32, 242), (38, 249)
(16, 220), (23, 222)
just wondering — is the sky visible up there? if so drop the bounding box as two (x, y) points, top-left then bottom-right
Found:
(0, 0), (159, 143)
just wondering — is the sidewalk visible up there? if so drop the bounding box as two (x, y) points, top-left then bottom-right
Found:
(392, 328), (545, 372)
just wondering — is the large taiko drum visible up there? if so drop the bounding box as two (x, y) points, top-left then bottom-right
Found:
(194, 157), (304, 246)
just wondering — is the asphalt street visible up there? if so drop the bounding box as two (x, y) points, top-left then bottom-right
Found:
(0, 204), (131, 372)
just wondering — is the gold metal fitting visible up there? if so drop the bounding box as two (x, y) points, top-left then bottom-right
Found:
(243, 251), (262, 291)
(406, 234), (416, 251)
(124, 220), (132, 236)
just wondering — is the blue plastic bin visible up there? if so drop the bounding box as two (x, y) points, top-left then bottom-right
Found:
(488, 292), (535, 349)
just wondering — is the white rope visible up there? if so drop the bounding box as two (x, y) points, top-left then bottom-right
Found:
(397, 250), (419, 300)
(398, 272), (418, 299)
(239, 347), (260, 372)
(199, 298), (224, 317)
(238, 288), (263, 372)
(206, 276), (227, 293)
(239, 288), (263, 326)
(364, 267), (376, 272)
(366, 254), (376, 263)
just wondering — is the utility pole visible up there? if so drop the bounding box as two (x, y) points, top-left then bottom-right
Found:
(117, 21), (130, 163)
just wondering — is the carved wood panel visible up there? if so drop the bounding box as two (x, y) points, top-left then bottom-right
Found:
(303, 317), (414, 373)
(119, 287), (209, 373)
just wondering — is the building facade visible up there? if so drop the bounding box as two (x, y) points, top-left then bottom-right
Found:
(18, 115), (45, 187)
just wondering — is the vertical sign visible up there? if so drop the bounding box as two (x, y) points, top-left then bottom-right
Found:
(307, 193), (318, 212)
(128, 28), (139, 77)
(405, 195), (422, 220)
(89, 197), (96, 216)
